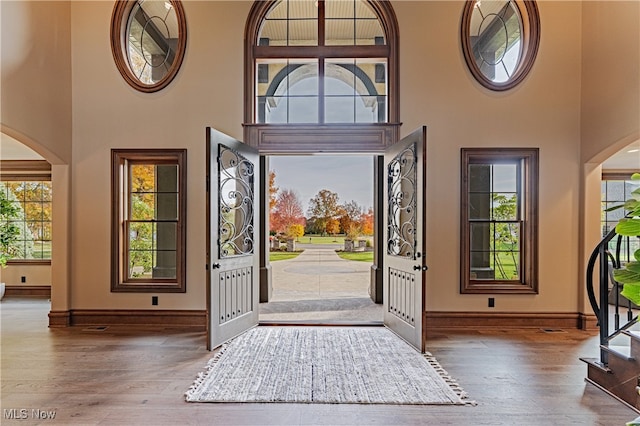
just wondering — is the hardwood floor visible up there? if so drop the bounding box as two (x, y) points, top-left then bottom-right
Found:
(1, 298), (636, 425)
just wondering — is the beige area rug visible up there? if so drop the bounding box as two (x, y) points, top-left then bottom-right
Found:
(186, 327), (474, 405)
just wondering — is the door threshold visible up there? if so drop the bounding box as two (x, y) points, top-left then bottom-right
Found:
(259, 320), (384, 327)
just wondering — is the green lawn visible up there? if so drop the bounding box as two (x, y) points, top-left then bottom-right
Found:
(336, 251), (374, 262)
(269, 252), (301, 262)
(491, 253), (519, 280)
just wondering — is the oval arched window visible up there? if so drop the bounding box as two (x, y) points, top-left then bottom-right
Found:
(110, 0), (187, 93)
(461, 0), (540, 91)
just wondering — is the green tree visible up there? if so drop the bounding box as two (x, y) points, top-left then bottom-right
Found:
(0, 189), (20, 266)
(308, 189), (340, 236)
(129, 196), (154, 276)
(128, 166), (156, 276)
(339, 200), (364, 239)
(608, 173), (640, 304)
(0, 184), (33, 264)
(304, 217), (323, 235)
(492, 193), (519, 279)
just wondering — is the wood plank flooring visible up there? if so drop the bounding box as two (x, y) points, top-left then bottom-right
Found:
(1, 298), (637, 425)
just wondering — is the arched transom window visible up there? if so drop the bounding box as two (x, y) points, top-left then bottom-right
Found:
(245, 0), (399, 126)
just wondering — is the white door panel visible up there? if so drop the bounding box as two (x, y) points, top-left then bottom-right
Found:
(206, 128), (260, 350)
(383, 127), (427, 352)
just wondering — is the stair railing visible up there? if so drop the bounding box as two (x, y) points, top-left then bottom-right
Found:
(586, 227), (638, 366)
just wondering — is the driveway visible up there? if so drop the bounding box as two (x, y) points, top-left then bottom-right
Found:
(259, 248), (383, 322)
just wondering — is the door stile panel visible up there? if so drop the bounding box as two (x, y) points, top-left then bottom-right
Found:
(206, 127), (260, 350)
(383, 127), (427, 352)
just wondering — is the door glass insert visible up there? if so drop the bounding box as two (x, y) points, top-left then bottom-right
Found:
(218, 145), (255, 257)
(387, 143), (416, 259)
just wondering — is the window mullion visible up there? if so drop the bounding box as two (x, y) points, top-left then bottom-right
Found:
(286, 60), (291, 123)
(318, 1), (325, 124)
(352, 59), (357, 122)
(124, 218), (132, 281)
(319, 57), (325, 123)
(253, 45), (388, 59)
(318, 0), (325, 47)
(517, 160), (523, 221)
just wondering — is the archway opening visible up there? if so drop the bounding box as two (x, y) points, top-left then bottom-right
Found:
(0, 133), (53, 311)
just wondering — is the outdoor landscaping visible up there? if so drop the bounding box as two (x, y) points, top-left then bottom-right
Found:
(336, 251), (373, 262)
(269, 252), (301, 262)
(269, 170), (373, 253)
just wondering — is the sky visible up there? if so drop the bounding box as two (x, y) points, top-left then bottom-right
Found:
(269, 155), (373, 215)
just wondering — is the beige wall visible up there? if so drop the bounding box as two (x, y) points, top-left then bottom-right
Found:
(3, 1), (636, 316)
(579, 0), (640, 319)
(70, 1), (251, 309)
(1, 265), (50, 286)
(395, 1), (582, 312)
(581, 1), (640, 164)
(1, 2), (71, 305)
(72, 0), (583, 313)
(1, 1), (72, 164)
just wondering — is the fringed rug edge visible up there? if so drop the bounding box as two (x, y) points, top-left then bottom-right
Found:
(423, 351), (477, 406)
(185, 343), (230, 402)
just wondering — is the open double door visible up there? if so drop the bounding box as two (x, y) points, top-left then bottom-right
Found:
(205, 127), (427, 352)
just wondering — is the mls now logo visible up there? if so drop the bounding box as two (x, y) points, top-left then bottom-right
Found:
(3, 409), (28, 420)
(4, 408), (57, 420)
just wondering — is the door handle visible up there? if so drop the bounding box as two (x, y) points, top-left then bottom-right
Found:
(212, 263), (221, 269)
(413, 265), (428, 271)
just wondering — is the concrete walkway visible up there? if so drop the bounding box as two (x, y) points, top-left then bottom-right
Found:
(259, 248), (383, 322)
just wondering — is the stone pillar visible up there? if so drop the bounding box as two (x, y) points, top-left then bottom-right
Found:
(345, 239), (354, 252)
